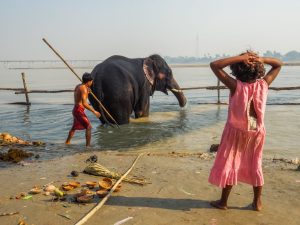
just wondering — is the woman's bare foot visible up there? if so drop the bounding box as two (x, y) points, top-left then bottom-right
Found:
(252, 199), (262, 211)
(210, 200), (228, 210)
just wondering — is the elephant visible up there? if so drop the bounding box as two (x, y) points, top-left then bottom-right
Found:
(89, 54), (187, 125)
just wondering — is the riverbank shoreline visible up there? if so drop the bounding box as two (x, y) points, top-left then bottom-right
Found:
(0, 150), (299, 225)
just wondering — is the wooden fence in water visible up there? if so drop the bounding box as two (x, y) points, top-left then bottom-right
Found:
(1, 72), (300, 105)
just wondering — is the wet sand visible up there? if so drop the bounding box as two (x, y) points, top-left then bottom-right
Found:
(0, 150), (299, 225)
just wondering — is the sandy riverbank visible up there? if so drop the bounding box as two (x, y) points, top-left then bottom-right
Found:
(0, 150), (299, 225)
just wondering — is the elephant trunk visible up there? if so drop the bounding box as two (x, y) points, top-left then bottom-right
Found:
(169, 79), (187, 107)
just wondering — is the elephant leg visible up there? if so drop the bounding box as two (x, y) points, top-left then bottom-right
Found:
(103, 86), (135, 125)
(134, 96), (150, 118)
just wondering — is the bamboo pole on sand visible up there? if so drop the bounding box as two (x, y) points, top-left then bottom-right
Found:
(74, 153), (144, 225)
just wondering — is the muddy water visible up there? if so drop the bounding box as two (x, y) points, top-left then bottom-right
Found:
(0, 66), (299, 162)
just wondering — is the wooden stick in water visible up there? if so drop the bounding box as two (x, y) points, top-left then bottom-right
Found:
(74, 153), (144, 225)
(21, 72), (31, 105)
(42, 38), (119, 128)
(217, 79), (221, 104)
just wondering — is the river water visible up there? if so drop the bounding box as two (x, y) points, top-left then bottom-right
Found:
(0, 64), (299, 161)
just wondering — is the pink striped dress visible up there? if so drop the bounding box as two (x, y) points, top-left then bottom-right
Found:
(209, 79), (268, 188)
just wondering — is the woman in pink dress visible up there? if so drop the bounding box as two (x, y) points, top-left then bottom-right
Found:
(208, 52), (282, 211)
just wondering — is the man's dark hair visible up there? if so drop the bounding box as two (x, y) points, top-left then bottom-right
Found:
(82, 73), (93, 84)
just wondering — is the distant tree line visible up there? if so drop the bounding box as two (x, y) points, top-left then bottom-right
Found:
(164, 50), (300, 64)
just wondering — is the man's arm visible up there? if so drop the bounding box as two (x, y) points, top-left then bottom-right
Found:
(81, 86), (101, 118)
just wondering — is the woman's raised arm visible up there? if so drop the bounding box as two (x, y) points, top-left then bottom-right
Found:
(259, 57), (283, 86)
(210, 53), (255, 93)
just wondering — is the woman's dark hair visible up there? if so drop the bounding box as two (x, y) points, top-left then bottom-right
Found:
(230, 53), (265, 82)
(82, 73), (93, 84)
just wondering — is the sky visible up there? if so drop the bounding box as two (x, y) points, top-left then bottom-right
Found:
(0, 0), (299, 60)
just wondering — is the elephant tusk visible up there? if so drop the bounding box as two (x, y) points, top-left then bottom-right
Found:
(170, 88), (183, 93)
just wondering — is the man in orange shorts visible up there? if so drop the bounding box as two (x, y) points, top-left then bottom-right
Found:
(65, 73), (101, 147)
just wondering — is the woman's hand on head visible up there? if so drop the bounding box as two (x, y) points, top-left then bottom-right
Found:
(255, 57), (264, 64)
(241, 52), (259, 66)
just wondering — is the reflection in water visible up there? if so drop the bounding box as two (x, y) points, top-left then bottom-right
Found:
(22, 105), (31, 140)
(0, 103), (299, 161)
(94, 106), (226, 151)
(215, 105), (223, 120)
(1, 66), (300, 164)
(23, 105), (31, 124)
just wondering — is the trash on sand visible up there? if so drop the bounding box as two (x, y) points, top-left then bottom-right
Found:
(74, 189), (94, 198)
(68, 181), (80, 188)
(210, 218), (218, 225)
(76, 194), (94, 203)
(84, 163), (149, 185)
(0, 211), (19, 217)
(62, 185), (74, 191)
(54, 188), (64, 197)
(96, 189), (109, 198)
(0, 133), (30, 145)
(44, 184), (56, 193)
(291, 157), (299, 165)
(71, 170), (79, 177)
(29, 186), (42, 194)
(18, 161), (31, 166)
(18, 220), (28, 225)
(62, 204), (71, 208)
(209, 144), (219, 153)
(114, 217), (133, 225)
(273, 157), (300, 165)
(58, 213), (72, 220)
(85, 155), (98, 163)
(179, 188), (195, 196)
(0, 132), (45, 146)
(85, 181), (97, 189)
(0, 148), (33, 163)
(15, 192), (26, 199)
(98, 178), (113, 190)
(22, 195), (33, 200)
(113, 184), (122, 192)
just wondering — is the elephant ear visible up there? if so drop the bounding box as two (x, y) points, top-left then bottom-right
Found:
(143, 58), (156, 95)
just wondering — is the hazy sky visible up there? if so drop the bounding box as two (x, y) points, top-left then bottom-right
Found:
(0, 0), (299, 60)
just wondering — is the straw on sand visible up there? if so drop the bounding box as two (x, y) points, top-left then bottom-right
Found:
(83, 162), (149, 185)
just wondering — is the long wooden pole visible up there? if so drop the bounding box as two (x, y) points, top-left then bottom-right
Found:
(74, 153), (144, 225)
(11, 85), (300, 94)
(42, 38), (119, 128)
(21, 72), (31, 105)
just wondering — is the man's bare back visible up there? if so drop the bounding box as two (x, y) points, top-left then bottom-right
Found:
(74, 84), (100, 117)
(74, 84), (88, 106)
